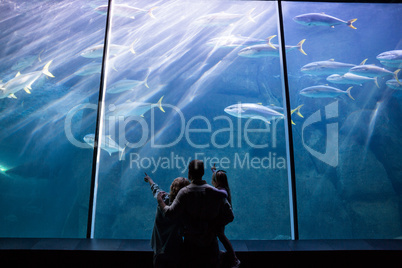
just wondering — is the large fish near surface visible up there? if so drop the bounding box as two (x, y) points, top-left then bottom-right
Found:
(83, 134), (126, 160)
(376, 50), (402, 68)
(326, 73), (379, 88)
(0, 61), (54, 99)
(301, 59), (366, 76)
(80, 40), (137, 58)
(95, 4), (158, 19)
(238, 35), (306, 58)
(195, 8), (256, 26)
(300, 85), (354, 100)
(349, 63), (401, 84)
(293, 12), (357, 29)
(106, 96), (165, 118)
(224, 103), (284, 123)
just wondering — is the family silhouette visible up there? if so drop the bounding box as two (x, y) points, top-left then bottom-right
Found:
(145, 159), (240, 268)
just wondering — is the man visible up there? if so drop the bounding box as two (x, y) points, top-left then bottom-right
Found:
(157, 159), (234, 267)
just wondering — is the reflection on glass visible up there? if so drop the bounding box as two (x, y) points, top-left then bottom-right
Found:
(0, 1), (107, 237)
(283, 2), (402, 239)
(93, 0), (292, 240)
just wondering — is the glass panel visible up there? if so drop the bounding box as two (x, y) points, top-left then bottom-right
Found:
(0, 1), (107, 237)
(93, 0), (291, 240)
(283, 1), (402, 239)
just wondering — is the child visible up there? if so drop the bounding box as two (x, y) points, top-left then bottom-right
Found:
(145, 172), (190, 268)
(211, 165), (241, 268)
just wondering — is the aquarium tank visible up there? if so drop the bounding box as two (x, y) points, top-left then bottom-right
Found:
(0, 0), (401, 241)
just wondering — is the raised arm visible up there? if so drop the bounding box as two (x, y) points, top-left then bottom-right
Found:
(211, 163), (217, 173)
(144, 173), (167, 200)
(144, 172), (154, 186)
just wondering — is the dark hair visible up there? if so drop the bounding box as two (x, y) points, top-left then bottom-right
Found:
(188, 159), (204, 180)
(169, 177), (190, 203)
(212, 170), (232, 205)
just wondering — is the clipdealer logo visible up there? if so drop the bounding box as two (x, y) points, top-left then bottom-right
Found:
(63, 101), (287, 171)
(301, 101), (339, 167)
(64, 101), (339, 170)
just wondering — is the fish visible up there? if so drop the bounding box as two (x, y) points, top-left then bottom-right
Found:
(74, 62), (102, 76)
(95, 4), (158, 19)
(269, 104), (304, 125)
(106, 96), (165, 118)
(80, 40), (137, 58)
(224, 103), (284, 124)
(83, 134), (126, 160)
(107, 73), (150, 94)
(195, 8), (255, 26)
(206, 35), (267, 48)
(300, 85), (354, 100)
(0, 61), (54, 99)
(349, 64), (400, 84)
(376, 50), (402, 68)
(237, 44), (278, 58)
(267, 35), (307, 55)
(11, 55), (39, 71)
(293, 12), (357, 29)
(386, 79), (402, 90)
(326, 73), (379, 88)
(238, 35), (306, 58)
(301, 59), (367, 76)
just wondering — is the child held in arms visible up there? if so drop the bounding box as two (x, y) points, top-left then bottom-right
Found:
(211, 164), (240, 268)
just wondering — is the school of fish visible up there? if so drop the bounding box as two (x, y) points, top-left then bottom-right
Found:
(2, 3), (401, 159)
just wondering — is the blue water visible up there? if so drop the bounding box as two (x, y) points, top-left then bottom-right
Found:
(282, 2), (402, 239)
(0, 0), (107, 237)
(0, 0), (401, 240)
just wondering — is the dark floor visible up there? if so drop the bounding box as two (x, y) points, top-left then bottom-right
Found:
(1, 238), (401, 267)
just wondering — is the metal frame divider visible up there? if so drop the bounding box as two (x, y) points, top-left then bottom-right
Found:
(276, 0), (299, 240)
(86, 0), (113, 239)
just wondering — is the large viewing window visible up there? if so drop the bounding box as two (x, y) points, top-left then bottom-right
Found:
(0, 1), (107, 237)
(94, 0), (291, 240)
(282, 1), (402, 239)
(0, 0), (400, 241)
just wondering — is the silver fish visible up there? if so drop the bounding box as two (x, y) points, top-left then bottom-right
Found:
(84, 134), (126, 160)
(238, 35), (306, 58)
(376, 50), (402, 68)
(301, 59), (366, 76)
(300, 85), (354, 100)
(349, 64), (400, 84)
(224, 103), (284, 123)
(74, 62), (102, 76)
(80, 41), (136, 58)
(326, 73), (379, 88)
(107, 75), (149, 94)
(0, 61), (54, 99)
(11, 55), (39, 71)
(293, 13), (357, 29)
(106, 96), (165, 118)
(386, 79), (402, 90)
